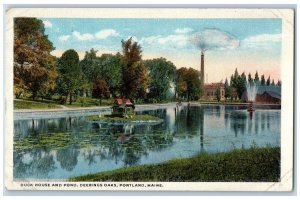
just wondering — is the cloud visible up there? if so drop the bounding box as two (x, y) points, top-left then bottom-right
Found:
(43, 20), (53, 28)
(174, 28), (193, 34)
(190, 29), (240, 51)
(242, 34), (281, 49)
(58, 35), (70, 41)
(95, 29), (119, 39)
(72, 31), (94, 41)
(140, 34), (188, 48)
(243, 34), (281, 43)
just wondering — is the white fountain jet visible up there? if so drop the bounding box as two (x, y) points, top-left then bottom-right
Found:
(246, 83), (258, 102)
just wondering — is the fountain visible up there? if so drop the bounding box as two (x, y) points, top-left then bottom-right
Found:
(246, 83), (257, 113)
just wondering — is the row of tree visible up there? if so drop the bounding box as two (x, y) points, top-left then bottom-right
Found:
(224, 68), (281, 100)
(14, 18), (201, 104)
(14, 18), (280, 104)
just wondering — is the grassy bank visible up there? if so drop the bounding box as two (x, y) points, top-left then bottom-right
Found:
(70, 147), (280, 182)
(14, 99), (61, 109)
(86, 114), (162, 122)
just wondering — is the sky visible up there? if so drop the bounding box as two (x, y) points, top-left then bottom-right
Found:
(41, 18), (282, 83)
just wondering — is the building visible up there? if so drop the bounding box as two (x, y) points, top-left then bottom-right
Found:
(203, 83), (225, 101)
(241, 86), (281, 104)
(111, 98), (135, 118)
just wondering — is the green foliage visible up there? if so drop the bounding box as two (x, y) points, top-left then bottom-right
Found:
(144, 58), (176, 101)
(14, 100), (61, 109)
(254, 71), (260, 85)
(57, 49), (82, 104)
(216, 85), (221, 102)
(70, 147), (280, 182)
(176, 67), (200, 101)
(121, 38), (149, 100)
(14, 18), (57, 100)
(271, 79), (275, 86)
(92, 79), (110, 105)
(266, 76), (271, 86)
(229, 69), (247, 100)
(261, 75), (266, 86)
(80, 50), (124, 97)
(224, 78), (230, 99)
(248, 73), (253, 86)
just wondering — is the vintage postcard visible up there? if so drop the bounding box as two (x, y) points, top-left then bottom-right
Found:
(5, 8), (294, 191)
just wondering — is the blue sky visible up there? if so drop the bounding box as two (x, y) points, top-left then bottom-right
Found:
(41, 18), (282, 82)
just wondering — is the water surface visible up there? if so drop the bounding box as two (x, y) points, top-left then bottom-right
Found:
(13, 104), (280, 179)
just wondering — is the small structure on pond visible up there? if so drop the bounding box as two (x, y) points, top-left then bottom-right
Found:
(111, 98), (135, 118)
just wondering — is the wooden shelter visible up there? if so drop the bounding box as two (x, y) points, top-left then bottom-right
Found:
(111, 98), (135, 118)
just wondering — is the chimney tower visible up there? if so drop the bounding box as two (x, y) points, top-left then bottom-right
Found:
(200, 51), (204, 97)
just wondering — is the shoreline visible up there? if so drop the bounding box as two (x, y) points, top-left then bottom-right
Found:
(14, 101), (281, 113)
(13, 101), (281, 120)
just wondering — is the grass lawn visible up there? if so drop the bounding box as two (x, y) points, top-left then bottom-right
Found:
(14, 97), (113, 109)
(70, 147), (280, 182)
(14, 99), (61, 109)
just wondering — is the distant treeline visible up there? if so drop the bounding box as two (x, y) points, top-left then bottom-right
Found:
(224, 69), (281, 101)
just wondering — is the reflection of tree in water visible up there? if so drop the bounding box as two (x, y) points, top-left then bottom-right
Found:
(56, 146), (79, 171)
(261, 113), (266, 131)
(230, 111), (247, 137)
(14, 149), (56, 179)
(255, 112), (259, 134)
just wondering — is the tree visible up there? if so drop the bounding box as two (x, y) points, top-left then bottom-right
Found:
(57, 49), (82, 105)
(92, 79), (110, 105)
(14, 18), (57, 100)
(277, 80), (281, 86)
(176, 67), (200, 101)
(236, 72), (247, 100)
(248, 73), (253, 86)
(266, 76), (271, 86)
(95, 53), (124, 97)
(176, 68), (188, 99)
(121, 38), (149, 100)
(271, 79), (275, 86)
(224, 78), (230, 100)
(216, 85), (221, 102)
(254, 71), (260, 85)
(144, 58), (176, 101)
(261, 75), (266, 86)
(185, 68), (201, 101)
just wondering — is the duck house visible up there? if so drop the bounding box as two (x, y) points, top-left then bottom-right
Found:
(111, 98), (135, 118)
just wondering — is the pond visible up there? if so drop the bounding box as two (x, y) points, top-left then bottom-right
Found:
(13, 104), (281, 180)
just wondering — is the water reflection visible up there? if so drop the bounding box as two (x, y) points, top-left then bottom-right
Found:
(13, 105), (281, 179)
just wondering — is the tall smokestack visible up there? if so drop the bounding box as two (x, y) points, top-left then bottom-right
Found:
(200, 51), (204, 97)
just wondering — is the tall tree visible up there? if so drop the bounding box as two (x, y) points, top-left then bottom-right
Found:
(261, 75), (266, 86)
(248, 73), (253, 86)
(185, 68), (201, 101)
(176, 67), (200, 101)
(271, 79), (275, 86)
(92, 79), (110, 105)
(254, 71), (260, 85)
(14, 18), (57, 100)
(121, 38), (149, 100)
(57, 49), (82, 104)
(236, 72), (247, 99)
(216, 85), (221, 102)
(144, 58), (176, 101)
(277, 80), (282, 86)
(224, 78), (230, 100)
(176, 68), (188, 99)
(266, 76), (271, 86)
(95, 53), (124, 97)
